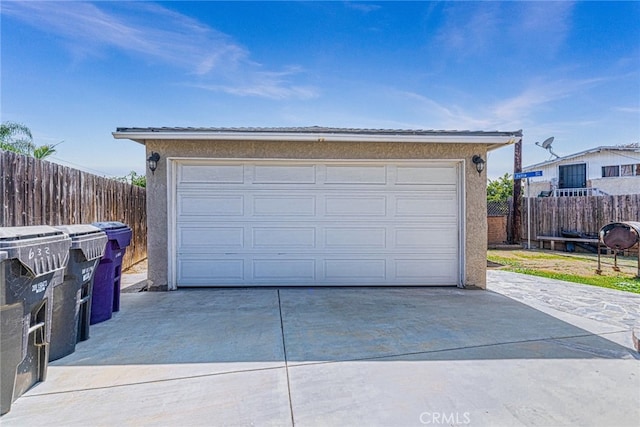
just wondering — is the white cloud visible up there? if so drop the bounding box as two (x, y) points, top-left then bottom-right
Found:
(344, 2), (382, 13)
(613, 106), (640, 114)
(515, 1), (575, 55)
(435, 3), (501, 55)
(188, 66), (319, 100)
(392, 74), (612, 135)
(1, 1), (317, 100)
(392, 90), (493, 130)
(192, 81), (318, 101)
(492, 77), (608, 123)
(433, 2), (575, 59)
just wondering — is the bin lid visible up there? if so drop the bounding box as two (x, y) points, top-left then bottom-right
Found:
(0, 226), (71, 276)
(53, 225), (107, 260)
(92, 221), (129, 231)
(54, 224), (103, 237)
(0, 225), (65, 241)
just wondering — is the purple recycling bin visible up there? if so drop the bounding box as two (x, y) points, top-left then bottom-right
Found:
(90, 222), (132, 325)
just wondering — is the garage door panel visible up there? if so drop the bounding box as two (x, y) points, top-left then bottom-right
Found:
(324, 227), (387, 248)
(179, 194), (244, 216)
(395, 259), (458, 281)
(179, 164), (245, 183)
(394, 195), (457, 217)
(253, 195), (317, 216)
(394, 227), (458, 249)
(174, 160), (461, 287)
(179, 259), (245, 283)
(179, 256), (458, 285)
(325, 196), (387, 216)
(396, 166), (457, 185)
(180, 227), (244, 249)
(253, 259), (316, 280)
(252, 227), (316, 248)
(325, 259), (386, 280)
(325, 165), (387, 184)
(253, 165), (316, 184)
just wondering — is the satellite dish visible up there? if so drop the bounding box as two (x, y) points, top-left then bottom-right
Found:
(535, 136), (559, 159)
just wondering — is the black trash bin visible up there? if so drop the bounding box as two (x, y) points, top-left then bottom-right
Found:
(0, 226), (71, 415)
(90, 222), (132, 325)
(49, 225), (107, 362)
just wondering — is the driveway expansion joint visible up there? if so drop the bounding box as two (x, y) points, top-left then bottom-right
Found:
(21, 365), (289, 398)
(283, 330), (638, 368)
(277, 289), (296, 427)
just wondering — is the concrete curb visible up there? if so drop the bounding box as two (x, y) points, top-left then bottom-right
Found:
(120, 279), (150, 293)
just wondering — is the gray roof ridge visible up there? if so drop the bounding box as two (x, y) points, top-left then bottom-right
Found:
(115, 126), (523, 137)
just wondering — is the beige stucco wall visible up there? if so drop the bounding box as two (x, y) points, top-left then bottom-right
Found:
(144, 139), (488, 290)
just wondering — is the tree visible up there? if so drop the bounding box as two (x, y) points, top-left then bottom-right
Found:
(0, 121), (35, 155)
(0, 121), (60, 159)
(487, 173), (513, 202)
(115, 171), (146, 188)
(32, 143), (61, 159)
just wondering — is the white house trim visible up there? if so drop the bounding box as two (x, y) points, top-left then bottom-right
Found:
(114, 129), (519, 150)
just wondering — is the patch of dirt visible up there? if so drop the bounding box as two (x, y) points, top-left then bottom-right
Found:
(121, 280), (150, 293)
(123, 259), (147, 274)
(487, 260), (504, 268)
(488, 249), (638, 278)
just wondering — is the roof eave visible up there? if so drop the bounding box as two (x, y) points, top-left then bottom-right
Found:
(112, 130), (520, 147)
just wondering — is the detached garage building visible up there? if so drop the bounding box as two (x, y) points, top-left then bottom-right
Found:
(113, 127), (521, 291)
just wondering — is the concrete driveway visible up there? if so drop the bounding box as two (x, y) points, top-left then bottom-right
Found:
(2, 283), (639, 426)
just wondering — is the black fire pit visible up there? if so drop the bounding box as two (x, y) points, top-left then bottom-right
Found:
(597, 221), (640, 277)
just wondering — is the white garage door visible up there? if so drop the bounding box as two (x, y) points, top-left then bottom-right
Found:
(171, 159), (462, 287)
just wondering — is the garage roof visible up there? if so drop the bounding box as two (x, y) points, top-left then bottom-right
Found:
(113, 126), (522, 150)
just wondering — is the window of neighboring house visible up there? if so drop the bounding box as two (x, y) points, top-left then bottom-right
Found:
(621, 163), (640, 176)
(558, 163), (586, 188)
(602, 165), (620, 177)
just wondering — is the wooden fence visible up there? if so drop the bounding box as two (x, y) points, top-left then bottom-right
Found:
(1, 151), (146, 270)
(522, 194), (640, 240)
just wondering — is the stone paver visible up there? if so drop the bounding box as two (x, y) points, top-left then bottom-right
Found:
(488, 269), (640, 329)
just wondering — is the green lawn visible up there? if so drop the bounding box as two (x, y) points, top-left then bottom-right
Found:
(488, 250), (640, 294)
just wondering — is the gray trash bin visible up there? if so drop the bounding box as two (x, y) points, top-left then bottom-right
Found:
(49, 225), (107, 362)
(0, 226), (71, 415)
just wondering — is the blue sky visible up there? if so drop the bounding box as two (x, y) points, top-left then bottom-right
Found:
(2, 1), (639, 179)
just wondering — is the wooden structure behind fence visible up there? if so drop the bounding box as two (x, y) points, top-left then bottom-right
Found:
(487, 199), (512, 244)
(522, 195), (640, 241)
(1, 151), (147, 270)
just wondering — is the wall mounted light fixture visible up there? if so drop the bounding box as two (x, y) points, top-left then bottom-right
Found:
(147, 152), (160, 174)
(472, 155), (485, 175)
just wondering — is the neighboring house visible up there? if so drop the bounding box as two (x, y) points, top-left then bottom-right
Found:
(113, 127), (521, 291)
(522, 144), (640, 197)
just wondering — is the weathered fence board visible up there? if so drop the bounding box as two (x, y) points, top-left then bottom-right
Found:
(522, 194), (640, 240)
(1, 151), (146, 270)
